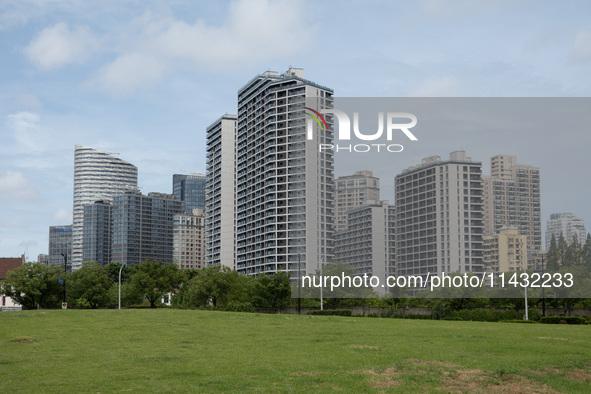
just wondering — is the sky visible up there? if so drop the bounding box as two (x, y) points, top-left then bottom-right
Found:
(1, 0), (590, 261)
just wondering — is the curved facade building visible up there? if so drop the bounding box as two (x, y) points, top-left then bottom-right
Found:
(72, 145), (138, 270)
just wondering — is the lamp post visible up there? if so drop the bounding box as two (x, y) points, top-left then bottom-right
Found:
(297, 253), (301, 315)
(541, 254), (546, 317)
(60, 253), (67, 304)
(523, 259), (528, 321)
(118, 264), (124, 310)
(319, 257), (324, 311)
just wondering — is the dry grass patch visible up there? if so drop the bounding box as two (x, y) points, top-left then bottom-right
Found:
(362, 367), (401, 388)
(442, 369), (558, 393)
(350, 344), (379, 350)
(291, 371), (328, 376)
(12, 336), (39, 343)
(406, 359), (460, 368)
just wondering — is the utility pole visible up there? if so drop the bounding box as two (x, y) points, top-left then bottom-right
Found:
(60, 253), (68, 305)
(541, 254), (546, 316)
(297, 253), (301, 315)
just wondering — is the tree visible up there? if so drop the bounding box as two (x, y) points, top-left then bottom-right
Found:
(68, 261), (111, 308)
(3, 262), (63, 309)
(581, 233), (591, 266)
(183, 266), (237, 308)
(128, 260), (184, 308)
(253, 272), (291, 309)
(563, 235), (581, 267)
(546, 234), (559, 272)
(557, 234), (569, 267)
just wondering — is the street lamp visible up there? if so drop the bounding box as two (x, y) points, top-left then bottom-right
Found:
(541, 254), (546, 316)
(60, 253), (67, 305)
(297, 253), (301, 315)
(118, 264), (124, 310)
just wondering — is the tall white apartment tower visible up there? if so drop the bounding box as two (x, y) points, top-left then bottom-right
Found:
(482, 155), (541, 253)
(335, 170), (380, 232)
(235, 68), (335, 276)
(72, 145), (138, 270)
(545, 213), (586, 248)
(395, 151), (484, 278)
(205, 115), (237, 269)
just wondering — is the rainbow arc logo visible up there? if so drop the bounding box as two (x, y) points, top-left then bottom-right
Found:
(305, 107), (328, 134)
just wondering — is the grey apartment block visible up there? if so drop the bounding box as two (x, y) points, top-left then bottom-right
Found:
(335, 170), (380, 232)
(111, 190), (182, 266)
(82, 200), (113, 266)
(72, 145), (138, 270)
(545, 212), (586, 248)
(205, 115), (237, 269)
(234, 68), (335, 276)
(395, 151), (484, 279)
(482, 155), (541, 252)
(335, 200), (395, 284)
(48, 225), (72, 268)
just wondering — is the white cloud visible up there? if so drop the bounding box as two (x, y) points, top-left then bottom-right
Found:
(0, 170), (38, 200)
(53, 208), (72, 223)
(96, 53), (166, 95)
(6, 111), (46, 151)
(15, 93), (43, 109)
(24, 22), (99, 69)
(94, 0), (314, 94)
(408, 76), (462, 96)
(572, 30), (591, 61)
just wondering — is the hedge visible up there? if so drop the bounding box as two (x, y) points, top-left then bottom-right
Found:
(307, 309), (352, 316)
(539, 316), (586, 325)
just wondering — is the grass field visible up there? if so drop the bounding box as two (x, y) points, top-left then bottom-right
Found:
(1, 310), (590, 392)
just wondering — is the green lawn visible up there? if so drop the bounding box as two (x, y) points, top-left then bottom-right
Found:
(1, 310), (590, 392)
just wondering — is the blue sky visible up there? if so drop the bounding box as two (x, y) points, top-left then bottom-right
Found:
(1, 0), (590, 260)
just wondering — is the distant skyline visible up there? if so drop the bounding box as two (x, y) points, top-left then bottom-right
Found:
(1, 0), (591, 260)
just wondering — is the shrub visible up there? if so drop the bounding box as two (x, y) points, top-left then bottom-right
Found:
(527, 308), (542, 322)
(501, 320), (538, 324)
(539, 316), (586, 325)
(307, 309), (352, 316)
(381, 308), (402, 318)
(448, 309), (522, 322)
(431, 300), (451, 320)
(224, 301), (255, 313)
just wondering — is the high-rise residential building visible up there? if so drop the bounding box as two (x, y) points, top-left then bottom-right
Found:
(335, 200), (395, 283)
(482, 155), (541, 253)
(545, 213), (587, 248)
(111, 190), (182, 266)
(335, 170), (380, 232)
(173, 209), (205, 270)
(38, 254), (49, 266)
(234, 68), (335, 277)
(173, 173), (207, 213)
(205, 115), (237, 269)
(48, 225), (72, 268)
(82, 200), (113, 266)
(483, 228), (527, 273)
(72, 145), (138, 270)
(395, 151), (484, 278)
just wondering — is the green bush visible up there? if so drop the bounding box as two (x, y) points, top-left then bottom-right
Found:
(431, 300), (451, 320)
(404, 314), (431, 319)
(449, 309), (522, 322)
(224, 301), (255, 313)
(501, 320), (538, 324)
(539, 316), (586, 325)
(381, 308), (402, 318)
(307, 309), (352, 316)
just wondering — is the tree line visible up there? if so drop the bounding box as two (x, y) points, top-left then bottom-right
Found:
(2, 237), (590, 313)
(1, 260), (290, 311)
